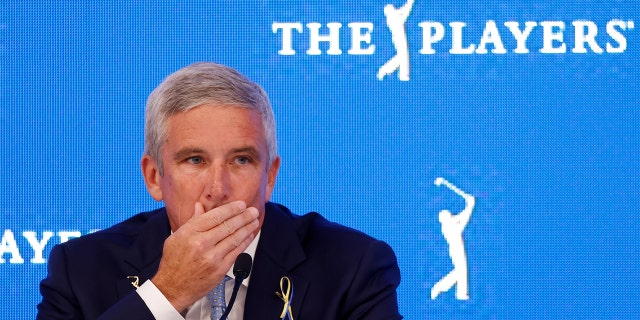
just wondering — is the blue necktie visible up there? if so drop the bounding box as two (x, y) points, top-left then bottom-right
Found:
(208, 275), (232, 320)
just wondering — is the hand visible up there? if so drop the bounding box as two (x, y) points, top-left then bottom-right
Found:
(151, 200), (260, 312)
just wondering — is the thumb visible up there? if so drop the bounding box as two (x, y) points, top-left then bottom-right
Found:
(194, 202), (206, 217)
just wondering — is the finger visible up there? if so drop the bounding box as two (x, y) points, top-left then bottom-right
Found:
(201, 206), (260, 251)
(229, 206), (255, 228)
(195, 215), (258, 272)
(194, 202), (206, 217)
(217, 223), (258, 268)
(207, 233), (256, 284)
(213, 211), (260, 253)
(191, 200), (247, 232)
(214, 207), (259, 239)
(223, 232), (256, 266)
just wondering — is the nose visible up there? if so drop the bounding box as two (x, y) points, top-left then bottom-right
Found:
(204, 163), (230, 205)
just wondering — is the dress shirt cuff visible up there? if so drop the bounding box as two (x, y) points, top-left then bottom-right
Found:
(137, 279), (184, 320)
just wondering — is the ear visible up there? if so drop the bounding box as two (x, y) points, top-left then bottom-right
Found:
(141, 154), (163, 201)
(264, 156), (281, 201)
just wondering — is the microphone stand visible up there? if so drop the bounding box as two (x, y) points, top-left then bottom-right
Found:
(219, 253), (252, 320)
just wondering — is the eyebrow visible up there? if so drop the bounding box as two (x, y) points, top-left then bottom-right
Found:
(230, 146), (262, 161)
(173, 147), (206, 162)
(172, 146), (263, 162)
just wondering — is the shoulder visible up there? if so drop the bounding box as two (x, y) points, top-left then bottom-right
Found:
(266, 202), (396, 260)
(263, 203), (401, 318)
(268, 202), (371, 237)
(40, 209), (168, 319)
(55, 208), (169, 255)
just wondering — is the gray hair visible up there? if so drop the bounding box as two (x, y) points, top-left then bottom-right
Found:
(144, 62), (277, 175)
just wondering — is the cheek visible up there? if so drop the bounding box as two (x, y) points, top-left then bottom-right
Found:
(256, 173), (271, 201)
(232, 172), (267, 197)
(159, 174), (175, 196)
(163, 169), (207, 191)
(161, 173), (207, 228)
(161, 173), (198, 205)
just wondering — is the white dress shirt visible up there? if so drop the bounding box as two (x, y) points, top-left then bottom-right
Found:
(137, 232), (261, 320)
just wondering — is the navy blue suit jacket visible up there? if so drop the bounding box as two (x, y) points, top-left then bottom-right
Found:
(38, 202), (402, 319)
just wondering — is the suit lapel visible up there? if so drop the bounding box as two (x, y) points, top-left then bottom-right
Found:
(245, 203), (309, 319)
(116, 209), (170, 299)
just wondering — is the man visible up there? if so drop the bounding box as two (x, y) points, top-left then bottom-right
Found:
(37, 62), (402, 319)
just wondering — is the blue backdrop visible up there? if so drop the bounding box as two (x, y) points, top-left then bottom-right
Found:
(1, 1), (639, 319)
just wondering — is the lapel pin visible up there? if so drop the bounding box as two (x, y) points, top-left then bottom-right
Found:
(275, 276), (294, 320)
(127, 276), (140, 289)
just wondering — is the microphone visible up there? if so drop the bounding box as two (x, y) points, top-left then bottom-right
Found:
(233, 252), (253, 281)
(219, 253), (253, 320)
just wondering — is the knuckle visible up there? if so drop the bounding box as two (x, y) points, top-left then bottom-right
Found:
(223, 220), (234, 234)
(230, 234), (241, 247)
(210, 212), (222, 225)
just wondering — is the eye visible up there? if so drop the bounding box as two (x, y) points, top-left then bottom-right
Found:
(234, 156), (251, 165)
(187, 156), (204, 165)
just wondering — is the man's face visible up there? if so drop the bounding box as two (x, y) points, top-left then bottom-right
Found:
(142, 104), (280, 232)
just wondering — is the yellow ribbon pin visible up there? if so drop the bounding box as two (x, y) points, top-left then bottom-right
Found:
(276, 276), (294, 320)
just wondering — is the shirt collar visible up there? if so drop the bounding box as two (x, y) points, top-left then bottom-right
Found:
(226, 230), (261, 287)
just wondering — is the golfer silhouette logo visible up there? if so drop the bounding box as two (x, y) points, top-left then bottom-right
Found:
(431, 177), (475, 300)
(377, 0), (415, 81)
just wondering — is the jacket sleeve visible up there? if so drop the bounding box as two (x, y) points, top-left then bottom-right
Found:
(37, 244), (156, 320)
(345, 240), (403, 320)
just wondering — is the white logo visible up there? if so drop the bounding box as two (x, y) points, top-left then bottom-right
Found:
(431, 177), (475, 300)
(271, 2), (635, 81)
(377, 0), (415, 81)
(0, 229), (92, 264)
